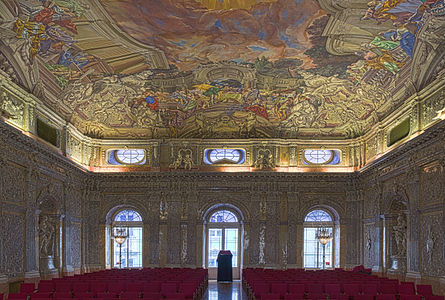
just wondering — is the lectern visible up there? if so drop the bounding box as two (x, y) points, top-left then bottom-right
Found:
(217, 250), (233, 282)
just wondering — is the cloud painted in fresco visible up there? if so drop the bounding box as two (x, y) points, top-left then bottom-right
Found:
(99, 0), (326, 70)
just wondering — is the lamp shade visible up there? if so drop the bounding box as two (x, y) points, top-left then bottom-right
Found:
(114, 235), (127, 244)
(112, 226), (128, 244)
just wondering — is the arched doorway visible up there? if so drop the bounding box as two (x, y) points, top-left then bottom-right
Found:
(105, 209), (143, 268)
(204, 206), (243, 280)
(303, 208), (340, 269)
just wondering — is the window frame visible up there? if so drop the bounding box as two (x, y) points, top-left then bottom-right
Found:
(203, 148), (246, 165)
(109, 209), (143, 269)
(303, 208), (337, 269)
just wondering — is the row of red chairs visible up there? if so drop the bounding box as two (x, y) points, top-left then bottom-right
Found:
(243, 268), (444, 300)
(5, 268), (207, 300)
(256, 295), (443, 300)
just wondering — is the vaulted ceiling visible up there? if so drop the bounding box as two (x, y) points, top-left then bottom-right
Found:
(0, 0), (444, 140)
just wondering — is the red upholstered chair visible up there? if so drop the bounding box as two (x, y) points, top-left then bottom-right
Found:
(74, 292), (95, 299)
(96, 293), (117, 299)
(375, 294), (396, 300)
(261, 294), (281, 300)
(307, 293), (326, 300)
(416, 285), (433, 296)
(330, 294), (349, 300)
(120, 292), (140, 299)
(142, 284), (160, 294)
(55, 283), (72, 292)
(141, 293), (161, 300)
(380, 284), (398, 295)
(7, 294), (28, 300)
(288, 284), (305, 295)
(37, 282), (54, 293)
(161, 283), (178, 295)
(362, 285), (378, 295)
(0, 293), (3, 300)
(343, 284), (361, 296)
(284, 295), (305, 300)
(271, 283), (287, 297)
(326, 284), (342, 295)
(126, 283), (143, 293)
(30, 293), (53, 299)
(53, 292), (73, 299)
(398, 283), (415, 295)
(90, 282), (107, 293)
(254, 284), (271, 298)
(307, 284), (324, 294)
(400, 295), (422, 300)
(108, 283), (124, 294)
(425, 296), (445, 300)
(20, 283), (36, 294)
(72, 283), (89, 293)
(354, 295), (375, 300)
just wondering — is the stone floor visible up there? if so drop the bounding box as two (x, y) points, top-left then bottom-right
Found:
(202, 280), (249, 300)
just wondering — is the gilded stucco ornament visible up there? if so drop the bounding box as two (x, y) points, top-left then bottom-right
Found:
(170, 149), (194, 170)
(254, 148), (274, 169)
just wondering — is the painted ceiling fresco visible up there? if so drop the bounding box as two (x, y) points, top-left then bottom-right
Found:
(99, 0), (325, 71)
(2, 0), (444, 139)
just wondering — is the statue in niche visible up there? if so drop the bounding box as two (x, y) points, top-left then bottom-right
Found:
(425, 224), (434, 265)
(243, 231), (249, 250)
(39, 215), (55, 257)
(160, 196), (168, 220)
(392, 214), (407, 256)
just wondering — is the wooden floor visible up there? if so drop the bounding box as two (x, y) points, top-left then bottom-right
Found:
(202, 281), (249, 300)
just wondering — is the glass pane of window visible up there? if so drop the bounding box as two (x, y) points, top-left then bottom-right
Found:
(114, 210), (142, 222)
(303, 150), (333, 164)
(304, 227), (332, 268)
(225, 228), (238, 267)
(127, 227), (142, 268)
(204, 149), (245, 165)
(305, 210), (332, 222)
(113, 226), (142, 268)
(115, 149), (145, 164)
(209, 210), (238, 223)
(105, 227), (110, 268)
(208, 228), (222, 267)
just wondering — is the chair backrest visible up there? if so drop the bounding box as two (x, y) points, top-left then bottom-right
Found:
(37, 282), (54, 293)
(271, 283), (287, 295)
(343, 284), (361, 295)
(380, 284), (398, 294)
(399, 283), (415, 295)
(400, 295), (422, 300)
(288, 284), (305, 294)
(376, 294), (396, 300)
(326, 284), (341, 294)
(416, 285), (433, 296)
(362, 285), (378, 295)
(20, 283), (36, 294)
(425, 296), (445, 300)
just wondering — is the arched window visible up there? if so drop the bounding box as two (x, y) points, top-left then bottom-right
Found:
(110, 209), (143, 268)
(209, 210), (238, 223)
(204, 207), (243, 280)
(303, 209), (337, 269)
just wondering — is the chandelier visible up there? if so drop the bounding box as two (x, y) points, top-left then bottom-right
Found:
(316, 227), (332, 245)
(112, 226), (128, 268)
(316, 227), (332, 270)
